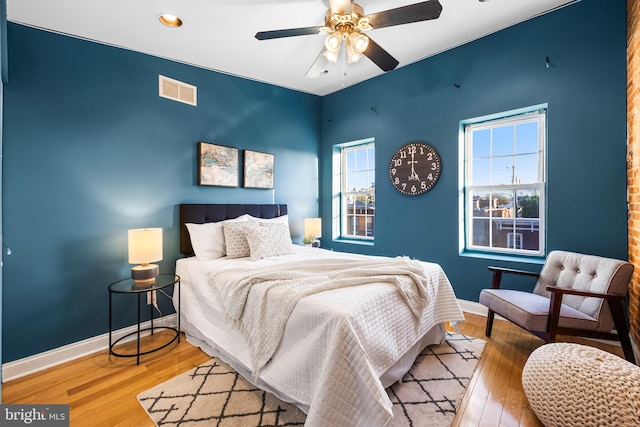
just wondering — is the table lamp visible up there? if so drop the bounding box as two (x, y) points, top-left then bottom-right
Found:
(304, 218), (322, 247)
(128, 228), (163, 284)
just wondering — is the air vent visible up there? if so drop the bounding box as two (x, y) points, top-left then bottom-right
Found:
(159, 75), (197, 106)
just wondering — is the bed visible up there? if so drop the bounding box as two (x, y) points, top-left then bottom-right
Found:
(174, 203), (465, 427)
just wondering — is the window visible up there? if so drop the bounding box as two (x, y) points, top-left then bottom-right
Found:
(333, 139), (375, 241)
(462, 107), (546, 256)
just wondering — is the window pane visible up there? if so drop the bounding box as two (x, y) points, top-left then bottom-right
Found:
(472, 218), (490, 247)
(472, 158), (490, 186)
(472, 129), (491, 157)
(353, 171), (365, 191)
(516, 122), (539, 154)
(491, 156), (515, 185)
(491, 190), (514, 218)
(346, 171), (356, 191)
(367, 147), (375, 169)
(471, 190), (491, 217)
(492, 125), (514, 156)
(346, 150), (355, 171)
(514, 153), (538, 184)
(355, 149), (367, 169)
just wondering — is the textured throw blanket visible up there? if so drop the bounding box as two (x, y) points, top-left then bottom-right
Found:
(208, 256), (433, 378)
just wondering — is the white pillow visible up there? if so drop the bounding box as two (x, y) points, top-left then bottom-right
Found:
(244, 221), (294, 260)
(186, 215), (250, 260)
(186, 222), (225, 260)
(247, 214), (289, 224)
(223, 221), (252, 258)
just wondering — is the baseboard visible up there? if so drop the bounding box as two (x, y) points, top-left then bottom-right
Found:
(2, 314), (177, 383)
(457, 299), (489, 317)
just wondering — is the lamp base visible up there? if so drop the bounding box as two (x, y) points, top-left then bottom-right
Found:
(131, 264), (159, 285)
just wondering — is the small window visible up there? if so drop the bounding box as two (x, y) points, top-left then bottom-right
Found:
(333, 139), (375, 241)
(461, 107), (546, 256)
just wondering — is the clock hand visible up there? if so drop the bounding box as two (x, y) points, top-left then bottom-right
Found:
(408, 151), (420, 181)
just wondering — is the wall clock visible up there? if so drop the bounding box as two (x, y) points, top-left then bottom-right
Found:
(389, 142), (442, 196)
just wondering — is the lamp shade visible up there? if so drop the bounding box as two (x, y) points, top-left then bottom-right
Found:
(128, 228), (163, 264)
(304, 218), (322, 239)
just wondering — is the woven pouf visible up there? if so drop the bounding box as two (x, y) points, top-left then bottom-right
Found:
(522, 343), (640, 426)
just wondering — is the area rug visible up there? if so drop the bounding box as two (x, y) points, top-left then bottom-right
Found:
(138, 332), (485, 426)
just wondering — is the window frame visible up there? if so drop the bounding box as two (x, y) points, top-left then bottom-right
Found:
(461, 107), (547, 258)
(332, 138), (375, 242)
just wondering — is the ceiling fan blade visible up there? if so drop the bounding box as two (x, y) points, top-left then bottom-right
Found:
(366, 0), (443, 30)
(306, 48), (330, 78)
(329, 0), (352, 14)
(255, 26), (324, 40)
(363, 37), (399, 72)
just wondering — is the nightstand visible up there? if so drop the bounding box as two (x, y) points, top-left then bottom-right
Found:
(108, 274), (180, 365)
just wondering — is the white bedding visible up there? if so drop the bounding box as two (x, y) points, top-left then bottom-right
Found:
(174, 245), (464, 427)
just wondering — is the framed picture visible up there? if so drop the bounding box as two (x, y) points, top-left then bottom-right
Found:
(243, 150), (275, 189)
(198, 142), (239, 187)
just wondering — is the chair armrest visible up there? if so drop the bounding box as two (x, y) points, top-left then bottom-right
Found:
(488, 266), (540, 277)
(545, 285), (625, 301)
(546, 285), (629, 345)
(488, 266), (540, 289)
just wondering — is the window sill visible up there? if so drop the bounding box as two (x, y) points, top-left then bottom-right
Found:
(460, 250), (545, 265)
(333, 238), (374, 247)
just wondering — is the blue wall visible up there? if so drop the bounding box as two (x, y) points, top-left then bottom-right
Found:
(2, 23), (321, 362)
(1, 0), (628, 363)
(320, 0), (627, 301)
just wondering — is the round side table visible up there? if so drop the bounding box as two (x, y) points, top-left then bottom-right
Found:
(108, 274), (180, 365)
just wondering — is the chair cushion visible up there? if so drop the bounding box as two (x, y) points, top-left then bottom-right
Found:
(479, 289), (600, 332)
(533, 251), (633, 323)
(522, 343), (640, 427)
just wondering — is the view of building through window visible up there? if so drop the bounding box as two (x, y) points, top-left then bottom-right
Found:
(463, 108), (546, 255)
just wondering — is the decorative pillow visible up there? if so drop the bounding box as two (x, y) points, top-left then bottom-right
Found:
(249, 214), (289, 224)
(223, 221), (253, 258)
(186, 215), (250, 260)
(244, 221), (294, 260)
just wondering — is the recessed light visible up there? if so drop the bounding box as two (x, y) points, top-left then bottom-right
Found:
(158, 14), (183, 28)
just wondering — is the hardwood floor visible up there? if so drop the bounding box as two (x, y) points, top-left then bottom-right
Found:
(2, 312), (625, 426)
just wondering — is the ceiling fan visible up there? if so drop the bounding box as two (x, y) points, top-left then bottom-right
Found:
(255, 0), (443, 78)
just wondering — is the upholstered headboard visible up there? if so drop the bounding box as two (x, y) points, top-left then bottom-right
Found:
(179, 203), (288, 256)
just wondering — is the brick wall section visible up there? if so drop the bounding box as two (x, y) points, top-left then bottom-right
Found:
(628, 0), (640, 347)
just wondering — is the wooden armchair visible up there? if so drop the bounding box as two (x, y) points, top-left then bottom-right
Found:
(479, 250), (636, 364)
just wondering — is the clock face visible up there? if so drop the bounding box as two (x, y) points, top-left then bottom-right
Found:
(389, 142), (442, 196)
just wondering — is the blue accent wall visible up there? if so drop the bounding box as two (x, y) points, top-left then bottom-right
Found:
(2, 23), (321, 362)
(319, 0), (627, 301)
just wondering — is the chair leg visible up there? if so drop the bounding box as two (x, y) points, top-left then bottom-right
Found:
(485, 309), (495, 337)
(607, 299), (636, 365)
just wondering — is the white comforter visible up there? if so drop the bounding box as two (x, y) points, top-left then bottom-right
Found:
(177, 247), (464, 427)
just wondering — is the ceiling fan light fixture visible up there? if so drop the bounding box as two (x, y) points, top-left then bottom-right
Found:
(324, 33), (342, 53)
(351, 33), (369, 54)
(158, 13), (183, 28)
(346, 32), (369, 63)
(323, 47), (340, 63)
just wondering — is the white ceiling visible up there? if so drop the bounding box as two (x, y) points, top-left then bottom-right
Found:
(7, 0), (579, 96)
